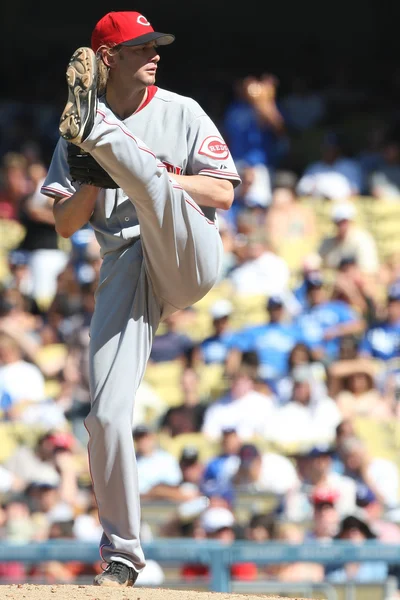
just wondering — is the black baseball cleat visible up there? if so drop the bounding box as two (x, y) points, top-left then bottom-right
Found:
(93, 561), (138, 587)
(59, 46), (98, 144)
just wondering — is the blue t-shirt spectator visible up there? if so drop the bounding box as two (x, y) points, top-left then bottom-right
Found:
(359, 321), (400, 361)
(295, 300), (360, 361)
(200, 331), (237, 365)
(229, 321), (302, 380)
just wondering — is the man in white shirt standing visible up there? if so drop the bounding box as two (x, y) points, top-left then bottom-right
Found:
(266, 364), (342, 448)
(201, 366), (277, 441)
(318, 202), (379, 276)
(133, 425), (182, 496)
(228, 229), (291, 297)
(0, 332), (45, 418)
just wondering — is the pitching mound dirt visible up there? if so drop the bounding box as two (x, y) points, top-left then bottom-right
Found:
(0, 584), (310, 600)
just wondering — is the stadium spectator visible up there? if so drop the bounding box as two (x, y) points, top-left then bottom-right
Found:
(3, 250), (34, 307)
(280, 75), (327, 132)
(297, 132), (364, 199)
(202, 428), (242, 488)
(332, 256), (379, 325)
(244, 512), (276, 542)
(196, 299), (236, 365)
(339, 436), (399, 510)
(134, 425), (183, 499)
(266, 365), (342, 447)
(232, 443), (299, 496)
(222, 74), (287, 173)
(266, 522), (324, 582)
(359, 280), (400, 363)
(318, 201), (380, 276)
(275, 342), (328, 405)
(284, 445), (357, 522)
(326, 514), (388, 583)
(328, 357), (391, 420)
(0, 331), (46, 420)
(294, 272), (365, 362)
(181, 506), (258, 581)
(17, 161), (68, 309)
(265, 170), (318, 254)
(201, 366), (277, 441)
(159, 368), (208, 437)
(149, 310), (194, 364)
(226, 295), (302, 386)
(228, 228), (291, 297)
(0, 152), (31, 220)
(306, 488), (340, 540)
(369, 138), (400, 199)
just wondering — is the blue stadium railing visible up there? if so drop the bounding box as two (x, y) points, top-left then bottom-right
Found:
(0, 540), (399, 592)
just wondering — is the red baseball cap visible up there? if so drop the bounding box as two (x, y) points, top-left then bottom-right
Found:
(91, 11), (175, 54)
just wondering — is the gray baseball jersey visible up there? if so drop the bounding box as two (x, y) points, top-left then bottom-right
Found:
(42, 86), (241, 257)
(41, 86), (241, 573)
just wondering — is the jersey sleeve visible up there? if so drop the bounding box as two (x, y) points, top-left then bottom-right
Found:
(40, 138), (78, 200)
(186, 115), (242, 188)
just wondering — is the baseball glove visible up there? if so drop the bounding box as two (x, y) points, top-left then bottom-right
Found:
(67, 143), (119, 189)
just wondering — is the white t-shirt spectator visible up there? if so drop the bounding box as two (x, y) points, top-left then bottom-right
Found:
(0, 465), (18, 494)
(366, 458), (399, 509)
(265, 396), (342, 447)
(229, 251), (290, 296)
(297, 158), (363, 197)
(137, 449), (182, 495)
(202, 390), (276, 441)
(0, 360), (45, 404)
(255, 452), (300, 495)
(285, 472), (357, 522)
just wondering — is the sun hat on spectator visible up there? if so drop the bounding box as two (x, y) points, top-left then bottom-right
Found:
(200, 507), (235, 533)
(335, 514), (376, 539)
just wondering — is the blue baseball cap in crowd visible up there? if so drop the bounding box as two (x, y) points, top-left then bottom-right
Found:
(305, 444), (334, 458)
(388, 281), (400, 302)
(267, 295), (285, 310)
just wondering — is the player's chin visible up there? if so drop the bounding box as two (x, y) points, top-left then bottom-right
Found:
(144, 71), (157, 85)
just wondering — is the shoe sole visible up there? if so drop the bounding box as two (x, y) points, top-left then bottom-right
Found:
(59, 46), (97, 144)
(93, 576), (135, 587)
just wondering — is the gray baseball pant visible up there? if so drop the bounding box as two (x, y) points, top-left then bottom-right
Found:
(81, 105), (223, 571)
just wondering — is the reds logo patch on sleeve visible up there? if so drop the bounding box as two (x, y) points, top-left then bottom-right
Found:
(199, 136), (229, 160)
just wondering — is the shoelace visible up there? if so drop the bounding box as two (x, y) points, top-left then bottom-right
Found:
(109, 562), (128, 576)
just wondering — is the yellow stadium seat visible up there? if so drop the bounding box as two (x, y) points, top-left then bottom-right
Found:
(158, 432), (220, 462)
(353, 417), (395, 459)
(198, 362), (229, 400)
(143, 360), (184, 406)
(276, 238), (319, 273)
(35, 343), (68, 377)
(230, 294), (267, 330)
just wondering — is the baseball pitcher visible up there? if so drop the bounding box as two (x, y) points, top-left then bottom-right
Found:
(41, 10), (241, 587)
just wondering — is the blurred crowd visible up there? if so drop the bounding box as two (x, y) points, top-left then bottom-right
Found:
(2, 66), (400, 591)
